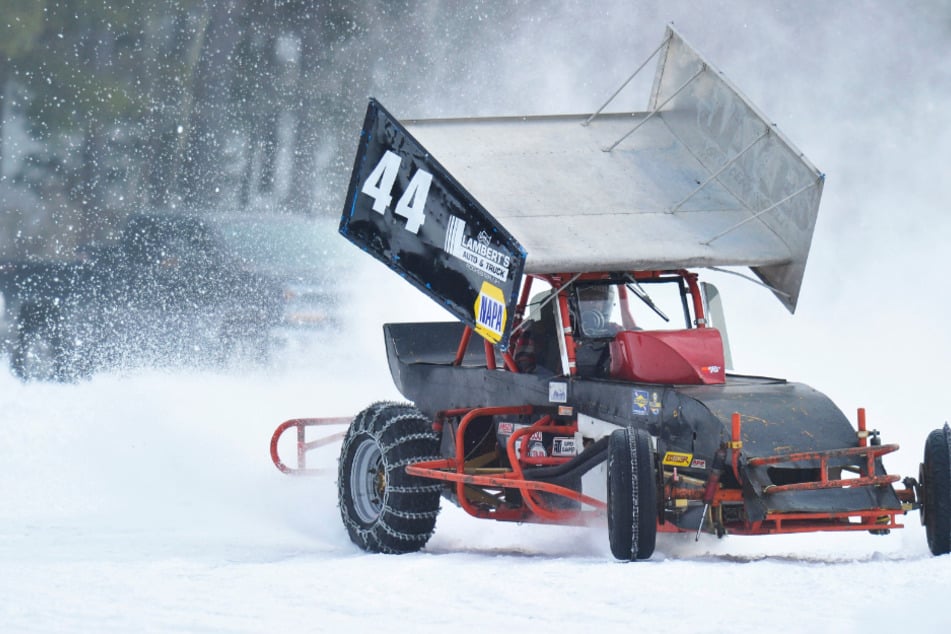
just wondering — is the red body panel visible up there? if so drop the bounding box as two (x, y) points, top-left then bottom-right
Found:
(609, 328), (726, 385)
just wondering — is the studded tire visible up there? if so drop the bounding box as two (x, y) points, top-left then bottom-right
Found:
(607, 426), (657, 561)
(922, 424), (951, 556)
(338, 402), (442, 554)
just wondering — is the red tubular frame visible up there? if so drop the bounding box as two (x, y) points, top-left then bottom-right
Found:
(723, 510), (904, 535)
(405, 405), (607, 524)
(453, 326), (473, 366)
(748, 444), (900, 492)
(707, 408), (907, 535)
(272, 268), (913, 539)
(270, 417), (351, 475)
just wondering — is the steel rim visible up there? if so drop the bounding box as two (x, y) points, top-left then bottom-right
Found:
(351, 438), (385, 524)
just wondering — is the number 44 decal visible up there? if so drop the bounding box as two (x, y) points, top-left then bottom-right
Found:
(360, 150), (433, 234)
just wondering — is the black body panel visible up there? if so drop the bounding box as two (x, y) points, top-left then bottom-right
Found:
(384, 321), (903, 517)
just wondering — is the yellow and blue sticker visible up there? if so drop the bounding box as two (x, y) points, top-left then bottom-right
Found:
(632, 389), (649, 416)
(634, 389), (663, 417)
(474, 280), (506, 344)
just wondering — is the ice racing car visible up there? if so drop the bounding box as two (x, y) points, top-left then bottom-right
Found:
(271, 27), (951, 560)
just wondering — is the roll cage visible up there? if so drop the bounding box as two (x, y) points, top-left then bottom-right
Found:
(454, 269), (712, 378)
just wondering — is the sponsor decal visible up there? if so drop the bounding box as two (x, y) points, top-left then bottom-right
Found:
(632, 389), (649, 416)
(527, 441), (547, 458)
(473, 281), (506, 343)
(701, 365), (722, 375)
(649, 391), (662, 416)
(497, 422), (547, 459)
(690, 458), (707, 470)
(662, 451), (694, 467)
(497, 423), (542, 442)
(552, 437), (578, 457)
(549, 382), (568, 404)
(445, 214), (512, 284)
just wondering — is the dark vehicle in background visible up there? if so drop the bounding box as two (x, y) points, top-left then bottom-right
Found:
(0, 212), (297, 381)
(207, 213), (348, 338)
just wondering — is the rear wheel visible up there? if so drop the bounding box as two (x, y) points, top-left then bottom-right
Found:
(11, 309), (76, 382)
(338, 402), (442, 554)
(607, 427), (657, 561)
(922, 424), (951, 556)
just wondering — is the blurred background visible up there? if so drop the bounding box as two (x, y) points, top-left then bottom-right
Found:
(2, 1), (943, 255)
(0, 0), (569, 256)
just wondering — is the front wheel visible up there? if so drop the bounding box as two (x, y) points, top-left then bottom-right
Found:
(607, 426), (658, 561)
(338, 402), (442, 554)
(922, 424), (951, 555)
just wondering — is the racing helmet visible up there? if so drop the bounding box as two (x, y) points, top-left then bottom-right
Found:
(575, 284), (618, 336)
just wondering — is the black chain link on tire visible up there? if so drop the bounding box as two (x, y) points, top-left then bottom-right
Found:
(607, 427), (657, 561)
(338, 402), (442, 554)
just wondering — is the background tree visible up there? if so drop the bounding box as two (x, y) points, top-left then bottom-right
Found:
(0, 0), (531, 255)
(0, 0), (46, 182)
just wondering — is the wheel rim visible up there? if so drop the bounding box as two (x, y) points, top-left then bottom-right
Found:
(350, 438), (385, 524)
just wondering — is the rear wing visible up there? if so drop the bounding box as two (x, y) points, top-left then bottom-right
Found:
(340, 25), (824, 337)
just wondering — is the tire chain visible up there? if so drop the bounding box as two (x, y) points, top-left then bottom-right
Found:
(339, 401), (442, 554)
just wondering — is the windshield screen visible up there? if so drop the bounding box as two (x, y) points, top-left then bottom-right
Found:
(573, 277), (692, 338)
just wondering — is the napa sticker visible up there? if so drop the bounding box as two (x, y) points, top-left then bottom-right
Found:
(445, 214), (512, 284)
(474, 281), (506, 343)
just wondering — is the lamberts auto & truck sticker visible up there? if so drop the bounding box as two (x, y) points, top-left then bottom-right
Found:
(445, 214), (512, 284)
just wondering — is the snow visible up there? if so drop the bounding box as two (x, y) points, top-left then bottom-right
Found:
(0, 369), (948, 633)
(4, 4), (951, 632)
(2, 262), (950, 632)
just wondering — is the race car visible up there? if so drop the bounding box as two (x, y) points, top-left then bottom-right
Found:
(271, 26), (950, 560)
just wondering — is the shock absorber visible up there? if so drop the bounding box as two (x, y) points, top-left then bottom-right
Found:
(696, 446), (727, 540)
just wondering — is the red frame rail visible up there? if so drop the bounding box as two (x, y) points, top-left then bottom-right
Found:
(270, 417), (352, 475)
(748, 444), (900, 493)
(270, 401), (910, 536)
(710, 409), (908, 535)
(406, 405), (608, 525)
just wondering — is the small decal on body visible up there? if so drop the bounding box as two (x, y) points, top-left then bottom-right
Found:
(662, 451), (693, 467)
(549, 382), (568, 403)
(632, 389), (649, 416)
(552, 437), (577, 457)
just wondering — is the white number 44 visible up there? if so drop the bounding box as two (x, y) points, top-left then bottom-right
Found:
(360, 150), (433, 234)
